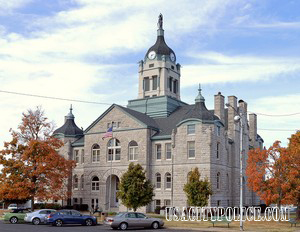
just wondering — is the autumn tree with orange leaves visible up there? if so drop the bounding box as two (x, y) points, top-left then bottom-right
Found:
(0, 107), (75, 210)
(246, 131), (300, 219)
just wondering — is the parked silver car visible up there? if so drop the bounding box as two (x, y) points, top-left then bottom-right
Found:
(24, 209), (56, 225)
(105, 212), (164, 230)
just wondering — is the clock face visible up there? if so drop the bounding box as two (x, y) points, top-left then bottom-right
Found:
(170, 52), (176, 62)
(148, 51), (156, 60)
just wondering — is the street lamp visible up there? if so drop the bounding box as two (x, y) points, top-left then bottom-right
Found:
(225, 103), (244, 231)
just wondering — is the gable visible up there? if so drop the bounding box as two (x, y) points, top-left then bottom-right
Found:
(85, 105), (153, 134)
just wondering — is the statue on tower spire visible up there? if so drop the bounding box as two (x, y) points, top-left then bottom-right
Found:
(158, 13), (163, 29)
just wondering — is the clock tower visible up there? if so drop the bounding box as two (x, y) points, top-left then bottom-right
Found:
(138, 14), (181, 100)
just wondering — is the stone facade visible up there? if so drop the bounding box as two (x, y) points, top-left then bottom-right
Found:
(53, 16), (264, 213)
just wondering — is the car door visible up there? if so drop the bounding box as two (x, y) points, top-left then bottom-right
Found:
(125, 212), (138, 228)
(61, 210), (73, 224)
(70, 210), (83, 224)
(136, 213), (151, 228)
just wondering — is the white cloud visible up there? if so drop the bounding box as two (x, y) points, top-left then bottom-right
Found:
(0, 0), (32, 14)
(181, 52), (300, 86)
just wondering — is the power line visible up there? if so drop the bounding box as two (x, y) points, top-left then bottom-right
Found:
(249, 111), (300, 117)
(0, 90), (112, 106)
(0, 89), (299, 120)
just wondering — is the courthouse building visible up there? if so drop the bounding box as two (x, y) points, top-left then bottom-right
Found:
(53, 16), (263, 212)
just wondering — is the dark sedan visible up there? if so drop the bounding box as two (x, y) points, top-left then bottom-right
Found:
(45, 209), (97, 226)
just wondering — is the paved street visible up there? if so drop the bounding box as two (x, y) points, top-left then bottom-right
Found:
(0, 221), (195, 232)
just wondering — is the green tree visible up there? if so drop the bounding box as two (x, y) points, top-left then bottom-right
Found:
(184, 167), (212, 207)
(117, 163), (154, 211)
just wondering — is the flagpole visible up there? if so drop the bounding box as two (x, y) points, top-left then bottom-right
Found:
(108, 125), (113, 212)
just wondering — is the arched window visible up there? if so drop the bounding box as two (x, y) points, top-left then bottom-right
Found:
(108, 139), (121, 161)
(73, 175), (78, 189)
(128, 141), (138, 161)
(91, 176), (99, 191)
(81, 175), (84, 190)
(217, 172), (220, 190)
(165, 173), (171, 189)
(92, 144), (100, 163)
(155, 173), (161, 189)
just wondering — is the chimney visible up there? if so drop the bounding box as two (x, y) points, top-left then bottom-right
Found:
(214, 92), (225, 123)
(238, 99), (247, 115)
(249, 113), (257, 148)
(227, 96), (237, 138)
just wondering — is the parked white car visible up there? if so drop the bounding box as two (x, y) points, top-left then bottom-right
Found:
(7, 204), (17, 210)
(24, 209), (56, 225)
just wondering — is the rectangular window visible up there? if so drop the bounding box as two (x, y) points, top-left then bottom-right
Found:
(216, 143), (219, 159)
(129, 147), (138, 161)
(188, 141), (195, 158)
(74, 150), (79, 163)
(115, 148), (121, 160)
(152, 76), (158, 90)
(73, 198), (78, 204)
(187, 124), (195, 135)
(168, 77), (173, 92)
(108, 149), (113, 161)
(165, 143), (172, 160)
(144, 77), (150, 91)
(171, 65), (174, 70)
(156, 144), (162, 160)
(217, 200), (221, 207)
(155, 199), (161, 208)
(81, 149), (84, 164)
(173, 80), (177, 93)
(164, 199), (171, 207)
(149, 63), (154, 68)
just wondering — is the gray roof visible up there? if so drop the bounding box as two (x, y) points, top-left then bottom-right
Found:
(154, 102), (219, 137)
(117, 105), (160, 130)
(146, 35), (175, 57)
(72, 136), (85, 147)
(84, 102), (218, 138)
(53, 118), (83, 137)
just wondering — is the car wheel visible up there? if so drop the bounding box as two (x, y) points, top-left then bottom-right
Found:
(10, 217), (18, 224)
(85, 218), (93, 226)
(55, 219), (63, 227)
(152, 221), (159, 229)
(32, 217), (41, 225)
(119, 222), (128, 230)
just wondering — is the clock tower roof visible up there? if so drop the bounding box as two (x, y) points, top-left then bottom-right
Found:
(145, 14), (176, 62)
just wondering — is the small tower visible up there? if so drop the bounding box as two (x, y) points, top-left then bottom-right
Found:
(53, 105), (83, 139)
(138, 14), (181, 100)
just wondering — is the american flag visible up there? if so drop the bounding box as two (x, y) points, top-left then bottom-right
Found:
(102, 126), (113, 140)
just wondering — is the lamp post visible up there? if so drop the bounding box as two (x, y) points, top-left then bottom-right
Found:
(225, 103), (244, 231)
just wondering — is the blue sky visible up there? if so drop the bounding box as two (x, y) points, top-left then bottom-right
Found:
(0, 0), (299, 148)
